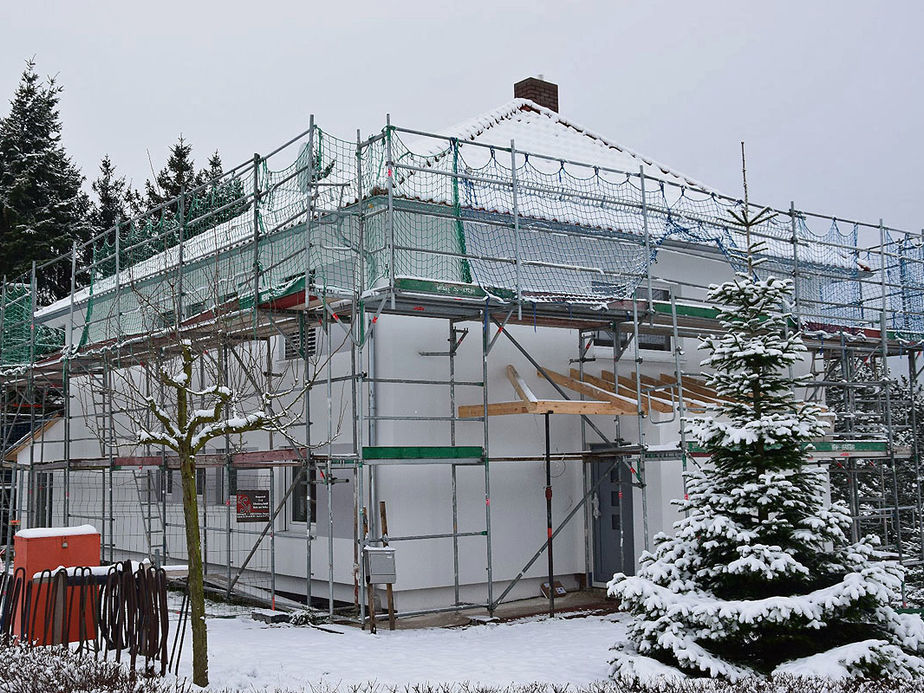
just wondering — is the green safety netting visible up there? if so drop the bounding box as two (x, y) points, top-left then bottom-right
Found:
(1, 282), (64, 366)
(5, 119), (924, 367)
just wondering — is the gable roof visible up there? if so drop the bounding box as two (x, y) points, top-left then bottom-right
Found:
(412, 98), (710, 191)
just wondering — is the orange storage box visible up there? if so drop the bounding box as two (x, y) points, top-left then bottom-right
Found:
(13, 525), (100, 644)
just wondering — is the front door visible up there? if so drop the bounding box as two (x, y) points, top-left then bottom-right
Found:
(592, 456), (634, 584)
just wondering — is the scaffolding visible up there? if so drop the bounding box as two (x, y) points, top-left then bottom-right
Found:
(3, 105), (924, 623)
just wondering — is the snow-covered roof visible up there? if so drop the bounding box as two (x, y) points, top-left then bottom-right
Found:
(16, 524), (98, 539)
(408, 98), (710, 190)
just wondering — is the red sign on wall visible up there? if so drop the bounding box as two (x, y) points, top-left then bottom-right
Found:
(236, 490), (270, 523)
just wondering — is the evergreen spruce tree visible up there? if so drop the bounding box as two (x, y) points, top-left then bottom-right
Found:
(607, 152), (924, 680)
(89, 155), (131, 276)
(0, 60), (90, 298)
(89, 155), (129, 234)
(145, 135), (197, 210)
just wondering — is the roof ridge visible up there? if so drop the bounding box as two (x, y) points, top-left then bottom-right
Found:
(435, 98), (710, 191)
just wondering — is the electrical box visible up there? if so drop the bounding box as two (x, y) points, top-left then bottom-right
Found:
(364, 546), (396, 584)
(13, 525), (100, 644)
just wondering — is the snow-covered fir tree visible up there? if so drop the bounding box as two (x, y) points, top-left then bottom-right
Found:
(607, 265), (924, 679)
(100, 141), (248, 276)
(89, 155), (130, 234)
(89, 155), (131, 276)
(0, 59), (90, 298)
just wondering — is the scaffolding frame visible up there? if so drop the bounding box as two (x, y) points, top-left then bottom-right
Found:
(1, 111), (924, 623)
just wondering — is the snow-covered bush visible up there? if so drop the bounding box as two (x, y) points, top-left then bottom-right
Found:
(607, 272), (924, 680)
(0, 642), (189, 693)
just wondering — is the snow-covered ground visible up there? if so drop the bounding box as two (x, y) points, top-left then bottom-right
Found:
(174, 608), (626, 691)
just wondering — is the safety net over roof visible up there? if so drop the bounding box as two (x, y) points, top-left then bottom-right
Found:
(3, 99), (922, 366)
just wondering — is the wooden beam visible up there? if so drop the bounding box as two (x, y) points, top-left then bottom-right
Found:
(600, 370), (707, 413)
(530, 400), (626, 415)
(506, 365), (537, 404)
(458, 398), (626, 418)
(536, 368), (636, 415)
(657, 374), (724, 404)
(458, 401), (532, 418)
(571, 369), (672, 414)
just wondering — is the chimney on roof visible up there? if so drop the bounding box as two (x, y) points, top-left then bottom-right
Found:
(514, 77), (558, 113)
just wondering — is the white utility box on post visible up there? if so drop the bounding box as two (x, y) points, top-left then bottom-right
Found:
(364, 546), (396, 584)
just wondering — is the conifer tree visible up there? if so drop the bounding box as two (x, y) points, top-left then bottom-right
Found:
(145, 135), (197, 210)
(607, 149), (924, 680)
(0, 59), (90, 298)
(89, 155), (129, 235)
(89, 155), (131, 276)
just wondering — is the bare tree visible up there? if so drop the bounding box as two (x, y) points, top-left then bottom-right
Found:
(73, 220), (348, 685)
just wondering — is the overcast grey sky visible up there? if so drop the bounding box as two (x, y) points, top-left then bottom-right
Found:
(1, 1), (922, 233)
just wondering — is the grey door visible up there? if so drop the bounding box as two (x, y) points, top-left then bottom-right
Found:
(592, 457), (634, 583)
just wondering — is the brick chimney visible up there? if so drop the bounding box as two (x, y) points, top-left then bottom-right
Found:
(514, 77), (558, 113)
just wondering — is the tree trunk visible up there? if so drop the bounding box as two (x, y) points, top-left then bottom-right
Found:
(180, 451), (209, 686)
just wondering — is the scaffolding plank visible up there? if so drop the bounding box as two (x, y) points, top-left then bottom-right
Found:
(362, 446), (484, 463)
(688, 440), (892, 458)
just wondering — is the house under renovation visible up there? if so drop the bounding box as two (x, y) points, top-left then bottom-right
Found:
(2, 78), (924, 620)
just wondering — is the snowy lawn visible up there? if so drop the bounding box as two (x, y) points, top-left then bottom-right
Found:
(176, 610), (626, 691)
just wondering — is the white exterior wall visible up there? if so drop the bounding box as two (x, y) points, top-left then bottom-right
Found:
(13, 244), (823, 612)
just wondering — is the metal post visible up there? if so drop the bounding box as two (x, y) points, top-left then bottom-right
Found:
(511, 140), (522, 319)
(305, 116), (316, 610)
(789, 202), (801, 322)
(670, 291), (689, 489)
(879, 221), (904, 594)
(450, 322), (460, 605)
(544, 412), (554, 617)
(632, 298), (650, 552)
(27, 262), (37, 530)
(160, 353), (168, 561)
(639, 166), (653, 314)
(112, 215), (122, 337)
(481, 305), (494, 614)
(385, 115), (395, 309)
(325, 307), (334, 620)
(251, 153), (262, 329)
(0, 278), (15, 576)
(221, 343), (232, 599)
(354, 129), (368, 626)
(879, 220), (890, 379)
(106, 358), (115, 561)
(64, 241), (78, 525)
(270, 465), (276, 609)
(909, 351), (924, 561)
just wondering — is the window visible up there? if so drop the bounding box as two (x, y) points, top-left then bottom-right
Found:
(158, 309), (177, 329)
(284, 327), (318, 360)
(291, 465), (317, 524)
(159, 469), (174, 496)
(34, 473), (53, 528)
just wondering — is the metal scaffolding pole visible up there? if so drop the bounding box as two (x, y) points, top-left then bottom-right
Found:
(482, 304), (494, 615)
(304, 115), (316, 609)
(64, 241), (78, 526)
